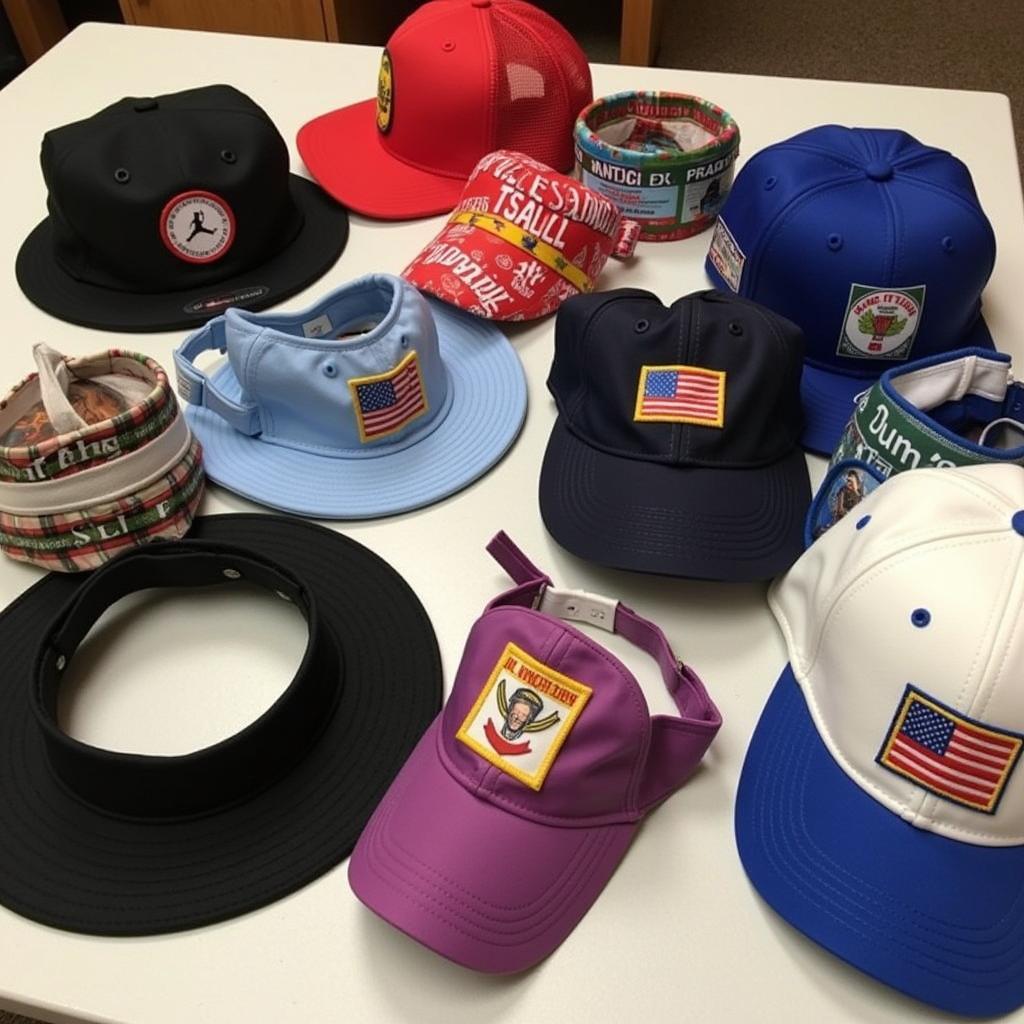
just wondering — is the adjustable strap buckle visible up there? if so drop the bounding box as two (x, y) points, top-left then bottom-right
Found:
(535, 585), (617, 633)
(172, 322), (262, 436)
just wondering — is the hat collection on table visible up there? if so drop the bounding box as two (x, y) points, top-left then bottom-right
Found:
(3, 0), (1022, 1017)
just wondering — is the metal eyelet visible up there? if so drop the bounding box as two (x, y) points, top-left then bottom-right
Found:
(634, 318), (650, 333)
(323, 362), (338, 378)
(113, 167), (131, 184)
(220, 149), (237, 164)
(727, 321), (743, 336)
(827, 233), (843, 251)
(764, 175), (777, 190)
(56, 655), (67, 671)
(941, 235), (955, 253)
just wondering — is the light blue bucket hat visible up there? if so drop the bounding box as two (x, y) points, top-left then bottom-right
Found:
(174, 274), (526, 518)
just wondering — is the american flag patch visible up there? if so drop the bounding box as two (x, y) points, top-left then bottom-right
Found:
(634, 365), (726, 427)
(877, 685), (1024, 813)
(349, 351), (428, 442)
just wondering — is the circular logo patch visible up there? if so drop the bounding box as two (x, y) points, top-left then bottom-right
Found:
(160, 191), (235, 264)
(376, 49), (394, 134)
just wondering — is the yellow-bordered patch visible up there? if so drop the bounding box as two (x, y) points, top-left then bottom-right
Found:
(376, 49), (394, 134)
(456, 642), (592, 791)
(348, 349), (428, 443)
(634, 364), (726, 427)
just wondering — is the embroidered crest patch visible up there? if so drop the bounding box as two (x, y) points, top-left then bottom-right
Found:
(634, 364), (726, 427)
(376, 49), (394, 134)
(837, 284), (926, 360)
(456, 642), (592, 790)
(707, 217), (744, 292)
(348, 350), (428, 443)
(877, 685), (1024, 813)
(160, 190), (234, 264)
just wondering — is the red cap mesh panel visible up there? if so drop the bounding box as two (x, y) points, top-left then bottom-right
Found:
(491, 2), (593, 172)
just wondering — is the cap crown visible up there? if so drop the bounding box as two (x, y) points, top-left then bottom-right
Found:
(548, 289), (805, 467)
(439, 606), (658, 824)
(708, 126), (995, 376)
(202, 275), (449, 454)
(381, 0), (591, 178)
(41, 85), (301, 293)
(774, 464), (1024, 845)
(402, 150), (627, 320)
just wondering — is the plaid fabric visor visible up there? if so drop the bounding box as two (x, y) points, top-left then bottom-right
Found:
(0, 345), (204, 571)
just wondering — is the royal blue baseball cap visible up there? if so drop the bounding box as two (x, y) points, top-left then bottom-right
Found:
(174, 274), (526, 518)
(705, 126), (996, 455)
(737, 465), (1024, 1016)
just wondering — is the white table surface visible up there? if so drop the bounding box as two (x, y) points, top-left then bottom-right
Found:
(0, 22), (1021, 1024)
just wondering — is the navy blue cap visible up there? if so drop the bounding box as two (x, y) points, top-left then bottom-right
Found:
(705, 125), (996, 455)
(539, 288), (811, 582)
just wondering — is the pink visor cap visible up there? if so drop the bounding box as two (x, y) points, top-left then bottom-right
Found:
(349, 532), (722, 972)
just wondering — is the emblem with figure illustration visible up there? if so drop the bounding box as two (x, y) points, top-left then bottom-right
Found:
(456, 642), (592, 790)
(837, 283), (925, 360)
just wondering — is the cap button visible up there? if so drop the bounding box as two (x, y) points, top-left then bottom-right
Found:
(133, 98), (159, 112)
(471, 0), (491, 6)
(1012, 511), (1024, 536)
(865, 159), (894, 182)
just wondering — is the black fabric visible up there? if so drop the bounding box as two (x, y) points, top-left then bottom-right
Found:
(548, 289), (806, 467)
(540, 288), (811, 581)
(0, 515), (442, 935)
(15, 85), (349, 332)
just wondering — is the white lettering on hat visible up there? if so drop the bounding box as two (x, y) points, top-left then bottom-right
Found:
(419, 244), (514, 315)
(474, 151), (620, 238)
(69, 501), (174, 548)
(21, 436), (122, 482)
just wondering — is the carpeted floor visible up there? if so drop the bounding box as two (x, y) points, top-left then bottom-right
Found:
(1, 4), (1020, 1024)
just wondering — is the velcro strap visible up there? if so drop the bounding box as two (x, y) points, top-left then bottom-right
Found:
(173, 323), (262, 437)
(485, 532), (722, 805)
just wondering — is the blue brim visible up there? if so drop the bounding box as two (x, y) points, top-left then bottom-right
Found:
(735, 667), (1024, 1017)
(800, 314), (994, 457)
(186, 300), (526, 518)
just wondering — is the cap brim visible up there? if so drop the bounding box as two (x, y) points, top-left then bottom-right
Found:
(349, 720), (636, 973)
(297, 100), (465, 220)
(0, 514), (441, 935)
(403, 223), (581, 321)
(800, 313), (995, 457)
(15, 175), (349, 333)
(735, 666), (1024, 1017)
(186, 299), (526, 518)
(539, 417), (811, 582)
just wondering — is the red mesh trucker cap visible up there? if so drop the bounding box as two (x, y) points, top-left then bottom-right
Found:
(296, 0), (593, 220)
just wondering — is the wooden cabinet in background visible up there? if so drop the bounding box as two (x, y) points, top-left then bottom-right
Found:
(117, 0), (418, 44)
(3, 0), (664, 68)
(119, 0), (335, 41)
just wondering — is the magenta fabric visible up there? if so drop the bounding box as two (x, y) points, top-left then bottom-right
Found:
(348, 533), (721, 972)
(349, 722), (636, 973)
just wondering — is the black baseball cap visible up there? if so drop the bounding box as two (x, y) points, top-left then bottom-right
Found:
(0, 515), (441, 935)
(540, 288), (811, 581)
(16, 85), (349, 332)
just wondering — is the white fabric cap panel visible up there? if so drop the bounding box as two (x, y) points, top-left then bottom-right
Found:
(770, 464), (1024, 846)
(889, 351), (1012, 408)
